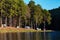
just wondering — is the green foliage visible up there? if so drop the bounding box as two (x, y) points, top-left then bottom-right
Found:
(33, 5), (43, 24)
(43, 9), (51, 24)
(0, 0), (51, 28)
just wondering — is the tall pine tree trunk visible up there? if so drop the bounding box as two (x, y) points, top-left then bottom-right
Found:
(24, 19), (27, 28)
(36, 20), (37, 30)
(19, 16), (21, 28)
(44, 21), (45, 31)
(29, 19), (30, 27)
(1, 1), (2, 27)
(9, 16), (12, 27)
(0, 17), (1, 27)
(0, 17), (2, 27)
(5, 16), (7, 27)
(13, 17), (16, 27)
(31, 21), (32, 29)
(1, 12), (3, 27)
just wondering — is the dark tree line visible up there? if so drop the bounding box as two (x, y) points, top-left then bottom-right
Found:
(49, 7), (60, 30)
(0, 0), (51, 29)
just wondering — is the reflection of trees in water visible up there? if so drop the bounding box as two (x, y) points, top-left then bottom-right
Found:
(0, 32), (53, 40)
(0, 33), (4, 40)
(17, 32), (21, 40)
(20, 33), (25, 40)
(4, 33), (7, 40)
(36, 32), (42, 40)
(25, 32), (30, 40)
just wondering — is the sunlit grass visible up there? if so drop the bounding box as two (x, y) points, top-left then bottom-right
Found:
(0, 27), (53, 33)
(37, 30), (53, 32)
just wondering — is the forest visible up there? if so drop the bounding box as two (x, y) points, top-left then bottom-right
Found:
(0, 0), (51, 29)
(49, 7), (60, 30)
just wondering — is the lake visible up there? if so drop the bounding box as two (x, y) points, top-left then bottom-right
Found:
(0, 31), (60, 40)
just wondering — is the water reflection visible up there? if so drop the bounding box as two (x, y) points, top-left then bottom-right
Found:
(0, 32), (60, 40)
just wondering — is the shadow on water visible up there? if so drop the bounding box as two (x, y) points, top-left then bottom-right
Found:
(0, 31), (60, 40)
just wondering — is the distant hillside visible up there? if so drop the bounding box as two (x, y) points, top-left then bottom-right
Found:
(49, 7), (60, 30)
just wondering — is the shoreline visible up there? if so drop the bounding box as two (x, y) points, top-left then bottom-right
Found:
(0, 27), (52, 33)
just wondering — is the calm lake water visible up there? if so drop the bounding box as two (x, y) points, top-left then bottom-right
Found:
(0, 31), (60, 40)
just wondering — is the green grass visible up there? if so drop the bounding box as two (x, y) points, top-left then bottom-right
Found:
(0, 30), (52, 33)
(37, 30), (53, 32)
(0, 27), (53, 33)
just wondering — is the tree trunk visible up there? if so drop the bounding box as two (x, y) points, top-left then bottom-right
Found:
(19, 16), (21, 28)
(1, 12), (2, 27)
(1, 2), (2, 27)
(0, 17), (2, 27)
(44, 21), (45, 31)
(24, 18), (26, 27)
(29, 19), (30, 26)
(24, 21), (26, 28)
(9, 16), (12, 27)
(13, 17), (16, 27)
(36, 20), (37, 30)
(0, 17), (1, 27)
(5, 16), (7, 27)
(31, 21), (33, 29)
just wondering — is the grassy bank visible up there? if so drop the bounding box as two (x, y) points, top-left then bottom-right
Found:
(0, 27), (52, 33)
